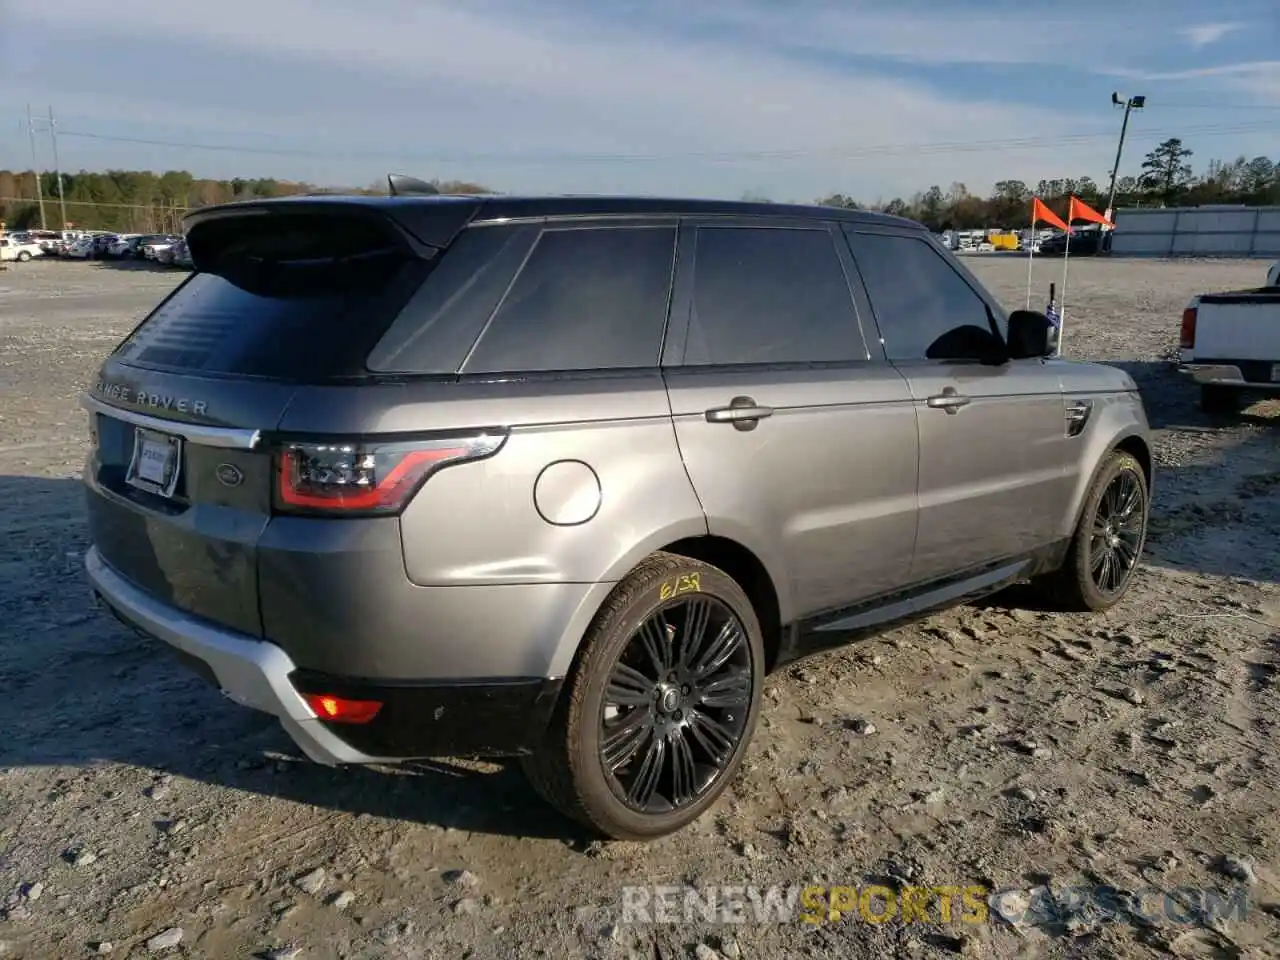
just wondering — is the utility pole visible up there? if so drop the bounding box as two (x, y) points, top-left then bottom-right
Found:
(48, 106), (68, 230)
(26, 105), (48, 230)
(1104, 92), (1145, 224)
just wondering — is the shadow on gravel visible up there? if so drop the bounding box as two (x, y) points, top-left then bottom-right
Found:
(0, 473), (582, 842)
(1104, 359), (1277, 431)
(88, 258), (186, 274)
(1100, 360), (1279, 585)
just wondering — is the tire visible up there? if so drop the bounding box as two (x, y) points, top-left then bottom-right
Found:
(1201, 384), (1241, 415)
(16, 251), (31, 262)
(523, 551), (765, 840)
(1032, 450), (1149, 612)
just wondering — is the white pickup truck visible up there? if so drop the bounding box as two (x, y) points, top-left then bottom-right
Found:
(1179, 261), (1280, 413)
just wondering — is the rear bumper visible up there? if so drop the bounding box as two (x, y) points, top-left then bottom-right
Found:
(86, 546), (563, 764)
(1180, 362), (1280, 392)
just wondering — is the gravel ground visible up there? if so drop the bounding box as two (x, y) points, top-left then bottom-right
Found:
(0, 257), (1277, 960)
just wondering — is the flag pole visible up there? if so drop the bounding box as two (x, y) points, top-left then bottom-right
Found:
(1059, 199), (1074, 356)
(1025, 201), (1035, 309)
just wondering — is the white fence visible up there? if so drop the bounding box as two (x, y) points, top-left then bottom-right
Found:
(1109, 205), (1280, 258)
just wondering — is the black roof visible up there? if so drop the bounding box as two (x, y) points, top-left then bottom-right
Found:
(472, 194), (921, 229)
(185, 193), (923, 251)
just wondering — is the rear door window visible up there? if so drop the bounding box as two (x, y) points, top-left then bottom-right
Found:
(460, 225), (677, 374)
(366, 224), (538, 375)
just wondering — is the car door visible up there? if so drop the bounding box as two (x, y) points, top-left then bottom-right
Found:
(842, 226), (1073, 584)
(662, 217), (920, 629)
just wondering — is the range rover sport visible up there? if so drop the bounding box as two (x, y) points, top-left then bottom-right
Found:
(83, 193), (1152, 840)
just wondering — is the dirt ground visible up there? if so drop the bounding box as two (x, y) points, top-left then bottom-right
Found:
(0, 256), (1277, 960)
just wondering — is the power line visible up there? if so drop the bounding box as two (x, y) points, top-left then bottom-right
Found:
(0, 197), (190, 210)
(51, 120), (1276, 166)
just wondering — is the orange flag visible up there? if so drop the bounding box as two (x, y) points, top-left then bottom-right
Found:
(1031, 197), (1070, 233)
(1067, 195), (1113, 227)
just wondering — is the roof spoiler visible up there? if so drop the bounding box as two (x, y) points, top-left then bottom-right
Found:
(387, 174), (440, 197)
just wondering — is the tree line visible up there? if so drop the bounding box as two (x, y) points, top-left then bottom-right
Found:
(819, 139), (1277, 230)
(0, 171), (491, 233)
(1, 137), (1275, 234)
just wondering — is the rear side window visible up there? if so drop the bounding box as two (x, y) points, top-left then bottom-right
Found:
(113, 213), (430, 381)
(367, 224), (538, 374)
(843, 230), (994, 361)
(460, 226), (676, 374)
(684, 226), (864, 365)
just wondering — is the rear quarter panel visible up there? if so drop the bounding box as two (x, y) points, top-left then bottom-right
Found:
(278, 375), (708, 587)
(271, 376), (709, 680)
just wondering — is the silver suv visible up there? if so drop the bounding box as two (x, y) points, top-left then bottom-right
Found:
(83, 194), (1152, 840)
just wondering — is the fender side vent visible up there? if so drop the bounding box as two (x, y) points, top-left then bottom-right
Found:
(1065, 399), (1093, 437)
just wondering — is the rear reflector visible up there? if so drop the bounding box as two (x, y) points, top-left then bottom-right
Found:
(302, 692), (384, 724)
(274, 431), (506, 516)
(1179, 307), (1197, 349)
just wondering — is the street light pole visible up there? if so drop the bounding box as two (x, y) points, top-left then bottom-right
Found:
(25, 106), (48, 230)
(1104, 92), (1145, 224)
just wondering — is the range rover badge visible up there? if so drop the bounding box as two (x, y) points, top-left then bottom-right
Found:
(215, 463), (245, 488)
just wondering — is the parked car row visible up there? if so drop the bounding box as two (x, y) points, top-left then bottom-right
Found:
(4, 229), (193, 268)
(1036, 225), (1112, 256)
(150, 237), (192, 267)
(935, 226), (1114, 256)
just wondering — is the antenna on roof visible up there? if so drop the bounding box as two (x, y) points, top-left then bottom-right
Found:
(387, 174), (440, 197)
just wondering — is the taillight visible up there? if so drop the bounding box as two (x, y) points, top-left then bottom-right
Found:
(1179, 306), (1197, 349)
(302, 692), (383, 724)
(274, 431), (506, 516)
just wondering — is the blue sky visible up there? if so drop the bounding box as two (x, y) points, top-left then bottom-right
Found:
(1, 0), (1277, 200)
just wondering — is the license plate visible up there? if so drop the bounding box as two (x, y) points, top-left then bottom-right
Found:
(126, 427), (182, 498)
(1272, 363), (1280, 383)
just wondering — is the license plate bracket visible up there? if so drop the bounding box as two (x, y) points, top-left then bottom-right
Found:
(126, 426), (183, 498)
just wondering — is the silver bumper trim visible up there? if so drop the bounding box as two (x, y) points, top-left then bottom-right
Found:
(85, 546), (384, 765)
(1180, 364), (1280, 391)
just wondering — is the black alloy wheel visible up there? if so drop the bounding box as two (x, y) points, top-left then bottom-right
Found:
(522, 552), (765, 840)
(1030, 449), (1149, 612)
(600, 594), (752, 814)
(1088, 468), (1145, 596)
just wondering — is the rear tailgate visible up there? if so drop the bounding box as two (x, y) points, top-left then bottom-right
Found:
(84, 198), (481, 636)
(85, 370), (296, 636)
(1194, 289), (1280, 364)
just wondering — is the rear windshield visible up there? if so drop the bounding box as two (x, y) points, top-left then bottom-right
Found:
(113, 214), (431, 380)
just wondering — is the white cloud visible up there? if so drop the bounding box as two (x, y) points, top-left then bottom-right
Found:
(1110, 60), (1280, 107)
(1179, 22), (1244, 48)
(632, 0), (1159, 68)
(5, 0), (1255, 196)
(1128, 60), (1279, 81)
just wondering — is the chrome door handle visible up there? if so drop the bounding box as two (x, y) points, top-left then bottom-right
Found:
(926, 388), (970, 414)
(705, 396), (774, 430)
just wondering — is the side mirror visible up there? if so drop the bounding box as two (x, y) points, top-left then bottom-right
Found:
(1007, 309), (1055, 359)
(925, 324), (1009, 365)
